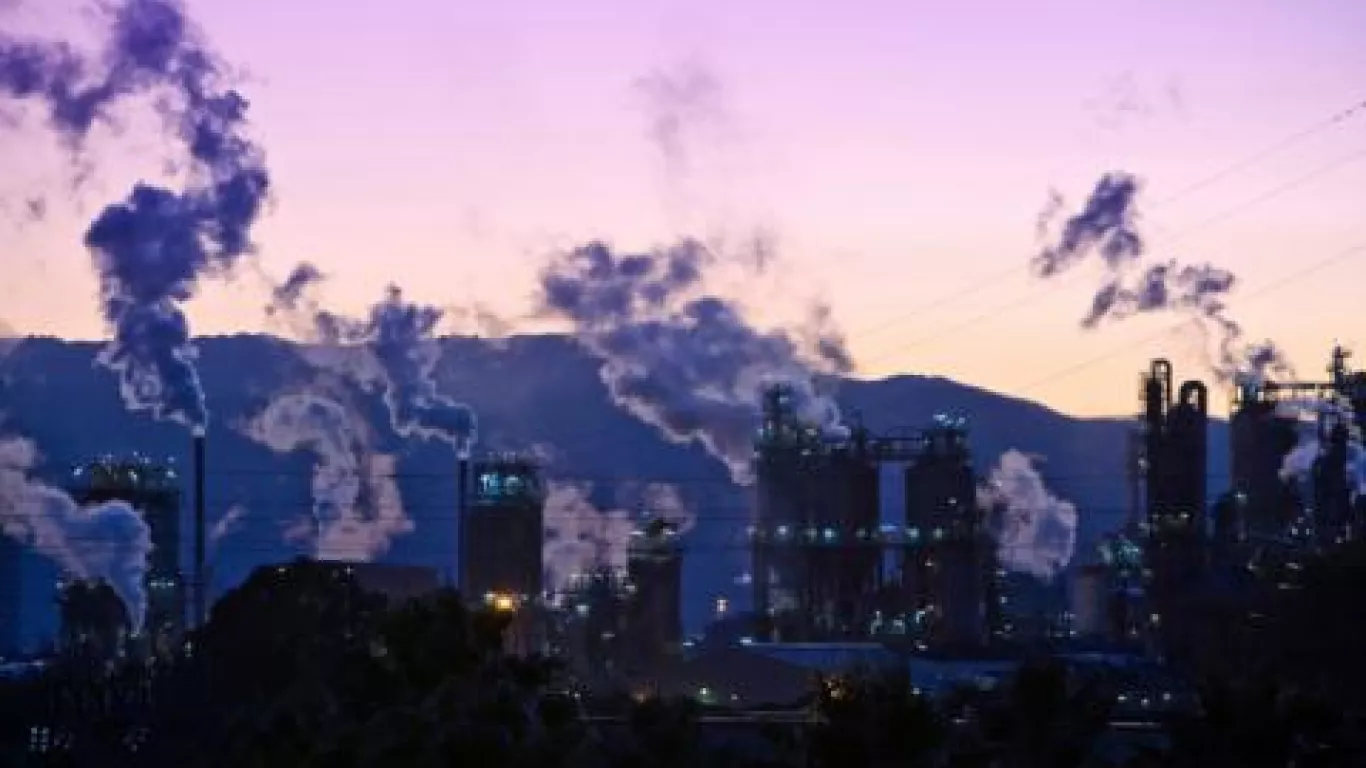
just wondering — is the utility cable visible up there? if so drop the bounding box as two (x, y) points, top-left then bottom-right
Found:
(1014, 239), (1366, 396)
(856, 143), (1366, 370)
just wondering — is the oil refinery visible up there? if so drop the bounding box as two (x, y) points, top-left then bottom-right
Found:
(5, 344), (1366, 699)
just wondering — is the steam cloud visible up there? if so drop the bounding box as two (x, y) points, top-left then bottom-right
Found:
(542, 481), (635, 596)
(246, 392), (410, 561)
(977, 450), (1078, 581)
(536, 239), (851, 484)
(1, 0), (270, 429)
(540, 480), (693, 597)
(1034, 172), (1282, 384)
(265, 268), (478, 458)
(1278, 399), (1366, 498)
(0, 437), (151, 633)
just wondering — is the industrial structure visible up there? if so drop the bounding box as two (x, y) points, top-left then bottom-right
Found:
(1220, 345), (1366, 550)
(751, 385), (882, 642)
(459, 453), (546, 654)
(460, 454), (545, 606)
(0, 537), (20, 655)
(902, 417), (990, 648)
(65, 455), (185, 652)
(1062, 347), (1366, 660)
(750, 384), (991, 649)
(622, 516), (684, 680)
(1136, 360), (1210, 660)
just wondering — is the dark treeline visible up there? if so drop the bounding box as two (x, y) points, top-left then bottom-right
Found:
(1, 542), (1364, 768)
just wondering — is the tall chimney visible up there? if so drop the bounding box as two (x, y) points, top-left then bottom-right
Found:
(193, 429), (207, 628)
(456, 456), (469, 595)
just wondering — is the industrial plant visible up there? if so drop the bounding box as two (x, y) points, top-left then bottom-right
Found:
(5, 344), (1366, 703)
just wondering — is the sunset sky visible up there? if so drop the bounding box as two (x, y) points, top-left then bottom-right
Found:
(2, 0), (1364, 418)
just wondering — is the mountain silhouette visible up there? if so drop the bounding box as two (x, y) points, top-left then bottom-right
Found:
(0, 334), (1230, 648)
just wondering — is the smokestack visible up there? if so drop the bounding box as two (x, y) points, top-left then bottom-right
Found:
(456, 456), (469, 595)
(193, 428), (206, 628)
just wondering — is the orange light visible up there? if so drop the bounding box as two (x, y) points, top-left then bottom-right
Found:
(491, 593), (517, 613)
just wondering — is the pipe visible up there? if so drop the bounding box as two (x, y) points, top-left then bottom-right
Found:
(193, 429), (206, 628)
(456, 456), (469, 595)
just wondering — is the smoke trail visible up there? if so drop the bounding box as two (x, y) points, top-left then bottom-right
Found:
(263, 268), (478, 457)
(542, 480), (635, 596)
(1278, 399), (1366, 497)
(1035, 173), (1284, 384)
(245, 392), (410, 561)
(1236, 340), (1297, 391)
(1032, 172), (1144, 277)
(208, 502), (245, 553)
(0, 0), (273, 430)
(0, 436), (151, 633)
(634, 59), (726, 181)
(616, 481), (696, 535)
(537, 239), (851, 484)
(977, 450), (1078, 582)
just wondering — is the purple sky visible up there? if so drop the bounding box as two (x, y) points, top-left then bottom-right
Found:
(2, 0), (1364, 417)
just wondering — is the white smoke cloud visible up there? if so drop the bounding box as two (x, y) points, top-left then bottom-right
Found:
(614, 480), (696, 536)
(977, 450), (1079, 582)
(244, 392), (411, 561)
(542, 480), (636, 596)
(1277, 398), (1366, 497)
(0, 437), (151, 633)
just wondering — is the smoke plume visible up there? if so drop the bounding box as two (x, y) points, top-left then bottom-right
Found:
(0, 0), (272, 428)
(1035, 173), (1282, 383)
(1032, 172), (1144, 277)
(245, 392), (410, 561)
(1278, 399), (1366, 497)
(542, 480), (635, 596)
(0, 436), (151, 633)
(264, 268), (478, 457)
(537, 239), (851, 484)
(633, 59), (726, 181)
(977, 450), (1078, 582)
(616, 480), (696, 535)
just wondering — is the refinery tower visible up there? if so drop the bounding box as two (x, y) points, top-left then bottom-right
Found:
(459, 454), (545, 654)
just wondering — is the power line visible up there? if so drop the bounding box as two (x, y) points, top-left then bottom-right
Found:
(1015, 240), (1366, 395)
(853, 95), (1366, 345)
(856, 143), (1366, 370)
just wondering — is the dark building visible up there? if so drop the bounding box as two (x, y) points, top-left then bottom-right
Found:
(623, 517), (683, 680)
(1311, 408), (1354, 544)
(557, 568), (630, 688)
(1227, 390), (1301, 542)
(752, 384), (881, 642)
(1138, 360), (1208, 660)
(903, 419), (988, 649)
(0, 537), (22, 655)
(460, 455), (544, 605)
(67, 456), (185, 649)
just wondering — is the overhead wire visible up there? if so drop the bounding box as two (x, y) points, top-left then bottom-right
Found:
(855, 141), (1366, 370)
(1014, 238), (1366, 396)
(852, 94), (1366, 346)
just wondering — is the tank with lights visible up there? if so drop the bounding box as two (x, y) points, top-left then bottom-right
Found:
(751, 383), (880, 642)
(623, 517), (684, 679)
(903, 414), (985, 649)
(462, 454), (545, 609)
